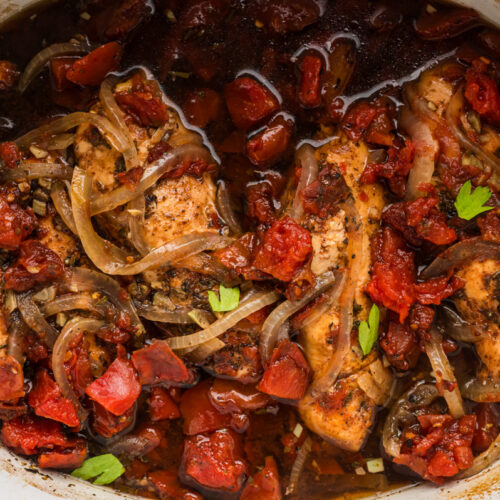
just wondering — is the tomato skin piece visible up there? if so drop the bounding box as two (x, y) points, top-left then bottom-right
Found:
(257, 340), (311, 400)
(240, 456), (282, 500)
(50, 57), (78, 91)
(208, 379), (271, 414)
(0, 355), (24, 402)
(132, 340), (193, 386)
(38, 439), (87, 469)
(225, 77), (280, 130)
(246, 116), (292, 167)
(253, 216), (312, 282)
(182, 429), (247, 494)
(298, 54), (322, 108)
(85, 356), (140, 416)
(28, 370), (79, 428)
(149, 386), (181, 421)
(1, 415), (69, 455)
(66, 42), (122, 87)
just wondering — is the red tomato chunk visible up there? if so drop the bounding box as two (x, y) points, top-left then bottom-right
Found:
(0, 191), (36, 251)
(298, 54), (322, 108)
(105, 0), (151, 40)
(90, 401), (135, 438)
(208, 379), (271, 414)
(472, 403), (499, 453)
(149, 386), (181, 421)
(0, 141), (22, 168)
(149, 469), (202, 500)
(183, 88), (222, 128)
(225, 77), (280, 130)
(257, 339), (311, 400)
(4, 239), (65, 292)
(38, 439), (87, 469)
(132, 340), (193, 386)
(0, 61), (20, 90)
(240, 455), (282, 500)
(28, 370), (79, 428)
(0, 355), (24, 402)
(182, 429), (247, 493)
(253, 216), (312, 282)
(85, 356), (140, 416)
(50, 57), (79, 91)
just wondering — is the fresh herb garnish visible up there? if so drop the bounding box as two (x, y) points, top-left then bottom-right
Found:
(208, 284), (240, 312)
(71, 454), (124, 485)
(358, 304), (380, 356)
(454, 180), (493, 220)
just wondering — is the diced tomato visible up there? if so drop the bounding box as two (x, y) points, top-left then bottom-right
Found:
(298, 54), (322, 108)
(380, 321), (420, 371)
(465, 59), (500, 126)
(116, 77), (169, 127)
(225, 77), (280, 130)
(132, 340), (193, 386)
(182, 429), (247, 493)
(342, 101), (378, 141)
(50, 57), (78, 91)
(413, 275), (464, 305)
(0, 141), (22, 168)
(149, 386), (181, 421)
(85, 356), (140, 416)
(182, 88), (222, 128)
(245, 181), (277, 225)
(149, 469), (202, 500)
(478, 210), (500, 244)
(105, 0), (151, 39)
(427, 450), (458, 477)
(208, 379), (271, 413)
(0, 355), (24, 402)
(38, 439), (87, 469)
(28, 370), (79, 428)
(1, 415), (69, 455)
(66, 42), (122, 87)
(180, 380), (242, 435)
(0, 192), (35, 251)
(240, 456), (282, 500)
(4, 239), (65, 292)
(253, 216), (312, 282)
(453, 445), (474, 470)
(147, 140), (172, 163)
(473, 403), (499, 452)
(246, 116), (292, 167)
(64, 335), (93, 398)
(0, 61), (19, 90)
(90, 401), (135, 438)
(163, 157), (216, 180)
(257, 340), (311, 400)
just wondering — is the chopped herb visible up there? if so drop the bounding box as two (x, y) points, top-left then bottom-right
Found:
(454, 180), (493, 220)
(208, 284), (240, 312)
(358, 304), (380, 356)
(71, 454), (124, 485)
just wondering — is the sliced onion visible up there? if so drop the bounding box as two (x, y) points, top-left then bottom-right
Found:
(306, 201), (364, 397)
(168, 290), (280, 350)
(460, 377), (500, 402)
(446, 87), (500, 174)
(89, 143), (213, 215)
(61, 267), (144, 335)
(286, 436), (312, 495)
(216, 181), (242, 235)
(399, 106), (438, 200)
(382, 383), (439, 459)
(458, 432), (500, 479)
(425, 328), (464, 418)
(440, 305), (485, 343)
(42, 293), (106, 318)
(288, 144), (318, 221)
(259, 271), (339, 364)
(135, 303), (194, 324)
(52, 317), (104, 424)
(51, 181), (77, 234)
(421, 238), (500, 279)
(17, 293), (59, 348)
(1, 162), (73, 181)
(128, 195), (149, 255)
(72, 167), (231, 275)
(18, 42), (90, 93)
(46, 133), (75, 150)
(174, 252), (234, 282)
(16, 112), (129, 153)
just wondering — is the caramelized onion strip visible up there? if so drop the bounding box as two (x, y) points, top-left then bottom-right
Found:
(51, 181), (77, 234)
(1, 163), (73, 181)
(289, 144), (318, 221)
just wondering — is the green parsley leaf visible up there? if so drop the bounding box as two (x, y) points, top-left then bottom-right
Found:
(71, 454), (125, 485)
(454, 180), (493, 220)
(208, 284), (240, 312)
(358, 304), (380, 356)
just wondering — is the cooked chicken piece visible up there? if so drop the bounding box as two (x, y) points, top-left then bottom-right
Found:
(298, 135), (392, 451)
(454, 258), (500, 381)
(38, 215), (78, 263)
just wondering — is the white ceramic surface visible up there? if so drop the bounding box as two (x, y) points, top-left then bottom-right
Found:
(0, 0), (499, 499)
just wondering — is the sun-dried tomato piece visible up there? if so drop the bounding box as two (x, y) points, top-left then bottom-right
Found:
(0, 192), (35, 250)
(245, 181), (277, 225)
(225, 77), (280, 130)
(90, 401), (135, 438)
(149, 386), (180, 421)
(183, 88), (222, 128)
(182, 429), (247, 494)
(415, 6), (479, 41)
(0, 355), (24, 402)
(208, 379), (271, 414)
(0, 61), (20, 90)
(132, 340), (194, 386)
(240, 455), (282, 500)
(149, 469), (202, 500)
(85, 356), (140, 416)
(117, 166), (144, 190)
(50, 57), (79, 91)
(163, 158), (216, 180)
(298, 54), (323, 108)
(28, 370), (79, 428)
(254, 0), (320, 34)
(413, 275), (464, 305)
(253, 216), (312, 282)
(257, 339), (311, 400)
(380, 321), (420, 371)
(472, 404), (499, 453)
(477, 209), (500, 243)
(0, 141), (22, 168)
(105, 0), (151, 39)
(4, 239), (65, 292)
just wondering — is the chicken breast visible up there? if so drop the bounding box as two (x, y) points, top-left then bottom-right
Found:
(298, 135), (392, 451)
